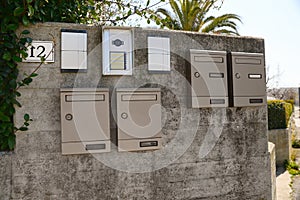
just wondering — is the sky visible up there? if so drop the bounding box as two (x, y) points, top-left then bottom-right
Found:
(213, 0), (300, 88)
(136, 0), (300, 88)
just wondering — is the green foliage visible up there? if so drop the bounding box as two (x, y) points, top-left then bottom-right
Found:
(152, 0), (241, 35)
(292, 139), (300, 148)
(285, 99), (295, 105)
(285, 160), (300, 176)
(0, 0), (98, 151)
(267, 100), (293, 130)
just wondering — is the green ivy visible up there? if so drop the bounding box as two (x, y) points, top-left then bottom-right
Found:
(0, 0), (99, 151)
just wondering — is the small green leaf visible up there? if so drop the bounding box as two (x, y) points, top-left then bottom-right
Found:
(30, 73), (38, 77)
(4, 42), (14, 49)
(16, 91), (21, 97)
(14, 7), (25, 16)
(22, 15), (29, 26)
(21, 30), (30, 34)
(23, 77), (32, 85)
(24, 122), (29, 126)
(12, 56), (22, 62)
(3, 52), (11, 61)
(28, 5), (34, 16)
(7, 24), (18, 31)
(24, 114), (30, 121)
(19, 127), (28, 131)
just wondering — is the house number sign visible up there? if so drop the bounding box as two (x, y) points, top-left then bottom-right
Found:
(23, 41), (54, 63)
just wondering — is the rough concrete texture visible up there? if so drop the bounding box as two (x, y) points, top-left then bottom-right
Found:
(0, 23), (273, 199)
(268, 128), (292, 166)
(268, 142), (277, 200)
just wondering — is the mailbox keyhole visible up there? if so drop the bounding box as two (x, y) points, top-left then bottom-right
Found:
(65, 113), (73, 121)
(121, 112), (128, 119)
(194, 72), (200, 78)
(235, 73), (241, 79)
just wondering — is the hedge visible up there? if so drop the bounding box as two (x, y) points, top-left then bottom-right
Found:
(268, 100), (293, 130)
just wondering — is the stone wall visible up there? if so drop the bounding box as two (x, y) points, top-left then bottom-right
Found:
(0, 23), (273, 199)
(268, 115), (293, 166)
(268, 128), (291, 166)
(268, 142), (277, 200)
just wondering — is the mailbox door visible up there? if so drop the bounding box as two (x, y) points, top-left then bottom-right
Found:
(116, 88), (162, 151)
(190, 50), (228, 107)
(60, 89), (110, 154)
(231, 52), (266, 106)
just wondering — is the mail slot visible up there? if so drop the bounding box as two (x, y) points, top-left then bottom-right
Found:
(190, 49), (228, 107)
(60, 88), (110, 155)
(230, 52), (266, 107)
(116, 88), (162, 152)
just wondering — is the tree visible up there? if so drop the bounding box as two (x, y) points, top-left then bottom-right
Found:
(154, 0), (242, 35)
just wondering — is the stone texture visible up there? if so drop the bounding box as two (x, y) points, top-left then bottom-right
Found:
(0, 22), (273, 200)
(268, 128), (291, 166)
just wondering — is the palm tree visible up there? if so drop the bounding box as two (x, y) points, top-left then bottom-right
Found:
(155, 0), (242, 35)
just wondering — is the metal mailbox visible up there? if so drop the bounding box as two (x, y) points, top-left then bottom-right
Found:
(231, 52), (266, 107)
(116, 88), (162, 152)
(190, 49), (228, 107)
(60, 88), (110, 155)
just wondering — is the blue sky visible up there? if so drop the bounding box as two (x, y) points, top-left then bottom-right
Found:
(135, 0), (300, 88)
(214, 0), (300, 88)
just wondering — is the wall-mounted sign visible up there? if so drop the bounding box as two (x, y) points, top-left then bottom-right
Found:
(23, 41), (54, 63)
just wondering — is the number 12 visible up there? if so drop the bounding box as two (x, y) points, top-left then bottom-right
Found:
(29, 45), (46, 58)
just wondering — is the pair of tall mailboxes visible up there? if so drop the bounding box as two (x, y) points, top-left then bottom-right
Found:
(191, 50), (266, 108)
(60, 50), (266, 155)
(61, 88), (162, 155)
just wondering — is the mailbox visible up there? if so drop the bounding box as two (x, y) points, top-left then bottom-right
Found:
(61, 29), (87, 72)
(60, 88), (110, 155)
(102, 27), (133, 75)
(116, 88), (162, 152)
(190, 49), (228, 108)
(230, 52), (266, 107)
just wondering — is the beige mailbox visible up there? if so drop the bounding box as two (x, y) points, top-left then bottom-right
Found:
(190, 49), (228, 108)
(231, 52), (266, 107)
(60, 88), (110, 155)
(116, 88), (162, 152)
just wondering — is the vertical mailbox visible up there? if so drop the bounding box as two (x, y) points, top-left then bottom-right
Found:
(190, 50), (228, 108)
(116, 88), (162, 152)
(60, 88), (110, 155)
(231, 52), (266, 107)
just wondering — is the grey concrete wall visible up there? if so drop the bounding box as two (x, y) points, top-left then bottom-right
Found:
(0, 22), (273, 199)
(268, 142), (277, 200)
(268, 127), (292, 166)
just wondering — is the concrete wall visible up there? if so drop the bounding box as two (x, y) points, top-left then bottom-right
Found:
(268, 142), (277, 200)
(268, 115), (293, 166)
(268, 128), (291, 166)
(0, 23), (273, 199)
